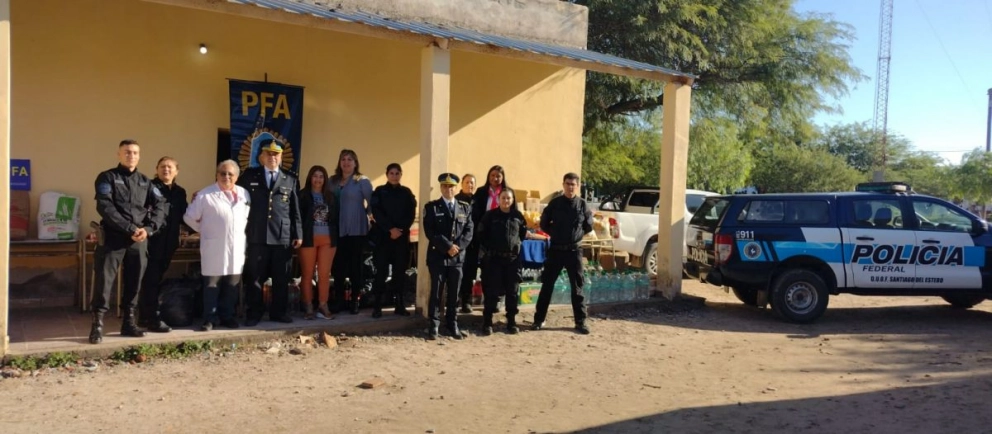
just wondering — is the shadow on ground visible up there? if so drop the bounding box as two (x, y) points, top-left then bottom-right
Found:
(566, 372), (992, 434)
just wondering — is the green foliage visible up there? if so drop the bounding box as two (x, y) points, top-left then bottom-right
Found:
(889, 152), (956, 200)
(809, 121), (910, 174)
(5, 355), (40, 371)
(581, 117), (660, 195)
(574, 0), (864, 145)
(687, 118), (752, 192)
(42, 352), (78, 368)
(750, 143), (862, 193)
(3, 352), (78, 370)
(110, 341), (213, 362)
(955, 149), (992, 206)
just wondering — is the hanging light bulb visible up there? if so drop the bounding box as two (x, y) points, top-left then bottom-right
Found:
(199, 44), (208, 55)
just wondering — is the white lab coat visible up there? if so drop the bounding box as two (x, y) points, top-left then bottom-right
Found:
(184, 183), (250, 276)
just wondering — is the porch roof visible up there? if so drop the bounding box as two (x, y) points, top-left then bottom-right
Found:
(220, 0), (694, 83)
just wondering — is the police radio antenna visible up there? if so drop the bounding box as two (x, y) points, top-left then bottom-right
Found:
(872, 0), (894, 182)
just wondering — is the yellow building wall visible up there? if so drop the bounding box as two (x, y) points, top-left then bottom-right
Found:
(450, 51), (585, 202)
(10, 0), (584, 235)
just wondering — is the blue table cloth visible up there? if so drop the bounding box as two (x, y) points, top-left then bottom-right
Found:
(521, 239), (549, 269)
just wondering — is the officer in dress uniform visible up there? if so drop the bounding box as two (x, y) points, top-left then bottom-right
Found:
(237, 139), (303, 326)
(532, 172), (594, 335)
(89, 139), (168, 344)
(423, 173), (474, 340)
(476, 187), (530, 336)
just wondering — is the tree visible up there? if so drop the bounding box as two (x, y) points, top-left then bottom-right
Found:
(809, 121), (909, 174)
(686, 118), (752, 192)
(889, 151), (955, 200)
(749, 143), (862, 193)
(581, 118), (659, 195)
(955, 149), (992, 207)
(571, 0), (864, 146)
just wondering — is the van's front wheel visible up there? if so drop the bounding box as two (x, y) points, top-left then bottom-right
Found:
(770, 269), (829, 323)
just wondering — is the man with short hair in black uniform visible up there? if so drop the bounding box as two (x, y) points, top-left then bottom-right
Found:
(423, 173), (474, 340)
(369, 162), (417, 318)
(532, 172), (594, 335)
(89, 139), (168, 344)
(237, 139), (303, 326)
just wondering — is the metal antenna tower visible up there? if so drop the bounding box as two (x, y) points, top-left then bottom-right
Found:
(872, 0), (894, 181)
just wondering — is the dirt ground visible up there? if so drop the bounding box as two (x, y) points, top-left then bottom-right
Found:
(3, 280), (992, 433)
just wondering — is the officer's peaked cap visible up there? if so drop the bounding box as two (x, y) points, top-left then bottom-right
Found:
(438, 173), (459, 186)
(259, 138), (284, 153)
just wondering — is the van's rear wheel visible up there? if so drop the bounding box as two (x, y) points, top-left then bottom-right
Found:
(732, 287), (759, 306)
(940, 294), (985, 309)
(770, 269), (829, 323)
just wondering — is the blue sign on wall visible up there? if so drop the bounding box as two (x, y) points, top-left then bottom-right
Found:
(10, 159), (30, 191)
(229, 80), (305, 174)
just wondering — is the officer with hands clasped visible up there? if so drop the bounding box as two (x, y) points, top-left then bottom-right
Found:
(237, 139), (303, 326)
(476, 187), (531, 336)
(89, 139), (168, 344)
(532, 172), (594, 335)
(423, 173), (474, 340)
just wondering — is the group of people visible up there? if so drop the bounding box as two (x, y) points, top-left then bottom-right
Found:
(87, 138), (594, 344)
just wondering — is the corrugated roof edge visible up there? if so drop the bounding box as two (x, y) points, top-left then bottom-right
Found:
(232, 0), (695, 81)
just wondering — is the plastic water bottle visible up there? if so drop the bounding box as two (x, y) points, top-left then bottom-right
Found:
(602, 271), (616, 303)
(636, 272), (651, 300)
(552, 271), (569, 304)
(586, 270), (599, 304)
(622, 271), (636, 301)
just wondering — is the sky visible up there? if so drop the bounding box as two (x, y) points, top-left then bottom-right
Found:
(794, 0), (992, 165)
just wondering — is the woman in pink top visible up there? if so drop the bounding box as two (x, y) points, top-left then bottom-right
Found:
(460, 165), (509, 313)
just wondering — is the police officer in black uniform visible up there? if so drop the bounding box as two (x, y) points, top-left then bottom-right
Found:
(237, 139), (303, 326)
(423, 173), (474, 340)
(476, 187), (529, 336)
(533, 172), (594, 335)
(369, 163), (417, 318)
(138, 156), (188, 333)
(89, 139), (167, 344)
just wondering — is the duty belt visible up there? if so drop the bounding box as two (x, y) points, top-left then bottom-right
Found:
(549, 244), (579, 251)
(490, 251), (518, 258)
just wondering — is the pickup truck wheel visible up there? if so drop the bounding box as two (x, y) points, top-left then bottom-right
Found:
(643, 242), (658, 277)
(731, 287), (759, 306)
(940, 294), (985, 309)
(770, 269), (829, 323)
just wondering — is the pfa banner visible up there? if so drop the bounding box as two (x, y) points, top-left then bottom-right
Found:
(229, 80), (304, 174)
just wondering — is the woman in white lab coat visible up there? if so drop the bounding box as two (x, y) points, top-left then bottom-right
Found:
(184, 159), (250, 331)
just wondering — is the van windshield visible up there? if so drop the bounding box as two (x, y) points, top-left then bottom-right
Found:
(689, 197), (730, 228)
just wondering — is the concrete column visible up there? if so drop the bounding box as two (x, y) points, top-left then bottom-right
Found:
(416, 42), (450, 317)
(0, 0), (10, 356)
(656, 81), (692, 299)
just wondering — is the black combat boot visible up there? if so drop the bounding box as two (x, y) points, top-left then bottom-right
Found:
(120, 308), (146, 338)
(89, 312), (104, 344)
(481, 313), (494, 336)
(506, 315), (519, 335)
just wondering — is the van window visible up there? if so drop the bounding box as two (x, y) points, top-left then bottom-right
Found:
(686, 194), (707, 214)
(689, 197), (730, 228)
(739, 200), (830, 224)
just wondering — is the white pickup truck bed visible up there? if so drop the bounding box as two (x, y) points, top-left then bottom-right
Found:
(596, 188), (717, 276)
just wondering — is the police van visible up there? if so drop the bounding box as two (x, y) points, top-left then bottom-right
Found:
(683, 182), (992, 323)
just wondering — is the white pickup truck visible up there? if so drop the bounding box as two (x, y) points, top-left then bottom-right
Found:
(596, 187), (717, 276)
